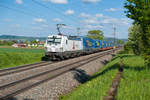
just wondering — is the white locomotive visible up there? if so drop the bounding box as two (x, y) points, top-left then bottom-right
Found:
(45, 35), (83, 53)
(44, 35), (83, 60)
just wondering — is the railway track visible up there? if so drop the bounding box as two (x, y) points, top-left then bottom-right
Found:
(0, 48), (121, 100)
(0, 61), (55, 77)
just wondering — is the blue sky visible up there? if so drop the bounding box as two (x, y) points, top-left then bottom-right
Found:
(0, 0), (132, 39)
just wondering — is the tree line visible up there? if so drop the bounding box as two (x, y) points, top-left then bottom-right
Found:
(124, 0), (150, 67)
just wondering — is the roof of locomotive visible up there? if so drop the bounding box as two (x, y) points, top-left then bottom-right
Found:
(68, 35), (82, 41)
(47, 35), (111, 42)
(47, 34), (67, 39)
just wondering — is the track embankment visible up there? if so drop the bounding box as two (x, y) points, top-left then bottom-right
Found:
(104, 57), (123, 100)
(0, 48), (122, 100)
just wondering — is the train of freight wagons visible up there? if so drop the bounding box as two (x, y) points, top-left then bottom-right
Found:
(43, 34), (121, 61)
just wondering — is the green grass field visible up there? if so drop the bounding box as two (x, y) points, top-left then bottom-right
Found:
(0, 47), (45, 69)
(116, 55), (150, 100)
(60, 54), (150, 100)
(60, 56), (120, 100)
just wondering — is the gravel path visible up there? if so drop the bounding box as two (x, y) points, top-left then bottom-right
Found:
(10, 50), (120, 100)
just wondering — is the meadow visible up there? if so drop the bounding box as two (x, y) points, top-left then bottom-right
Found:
(60, 55), (120, 100)
(116, 55), (150, 100)
(60, 54), (150, 100)
(0, 47), (45, 69)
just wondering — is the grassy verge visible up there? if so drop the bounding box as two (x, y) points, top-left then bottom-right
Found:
(116, 55), (150, 100)
(59, 57), (120, 100)
(0, 47), (44, 69)
(0, 47), (44, 53)
(59, 54), (149, 100)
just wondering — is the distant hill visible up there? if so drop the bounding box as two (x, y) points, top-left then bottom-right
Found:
(103, 37), (127, 42)
(0, 35), (127, 42)
(0, 35), (46, 41)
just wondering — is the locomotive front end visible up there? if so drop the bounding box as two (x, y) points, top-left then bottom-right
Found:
(44, 35), (64, 60)
(45, 35), (63, 53)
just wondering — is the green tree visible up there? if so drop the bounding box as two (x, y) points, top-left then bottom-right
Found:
(25, 40), (29, 45)
(117, 40), (124, 45)
(124, 0), (150, 66)
(86, 30), (104, 40)
(128, 24), (143, 55)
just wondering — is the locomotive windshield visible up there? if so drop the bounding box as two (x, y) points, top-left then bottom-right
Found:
(47, 37), (61, 45)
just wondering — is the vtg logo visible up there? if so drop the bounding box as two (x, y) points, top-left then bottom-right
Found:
(86, 40), (92, 47)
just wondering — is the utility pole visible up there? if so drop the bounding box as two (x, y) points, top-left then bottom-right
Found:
(113, 25), (116, 47)
(56, 24), (66, 35)
(77, 27), (80, 36)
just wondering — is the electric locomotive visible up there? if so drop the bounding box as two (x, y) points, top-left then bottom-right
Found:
(44, 35), (83, 60)
(43, 24), (115, 61)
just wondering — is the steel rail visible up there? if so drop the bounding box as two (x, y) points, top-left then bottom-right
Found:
(0, 49), (115, 90)
(0, 48), (121, 100)
(0, 49), (113, 77)
(0, 47), (122, 77)
(0, 61), (56, 77)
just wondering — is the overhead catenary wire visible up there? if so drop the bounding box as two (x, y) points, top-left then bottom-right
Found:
(0, 3), (40, 18)
(0, 1), (82, 35)
(31, 0), (80, 26)
(0, 3), (54, 31)
(1, 0), (81, 28)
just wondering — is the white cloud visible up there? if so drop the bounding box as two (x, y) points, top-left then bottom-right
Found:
(120, 18), (130, 25)
(94, 25), (103, 28)
(41, 24), (49, 27)
(95, 13), (104, 18)
(101, 17), (117, 24)
(82, 17), (99, 24)
(86, 25), (103, 29)
(80, 13), (91, 18)
(10, 24), (21, 28)
(81, 29), (89, 33)
(15, 24), (21, 27)
(16, 0), (23, 4)
(101, 17), (131, 26)
(64, 9), (75, 15)
(4, 18), (12, 22)
(53, 18), (62, 22)
(33, 18), (46, 23)
(44, 0), (68, 4)
(82, 0), (101, 3)
(32, 27), (43, 30)
(62, 26), (73, 29)
(105, 8), (121, 12)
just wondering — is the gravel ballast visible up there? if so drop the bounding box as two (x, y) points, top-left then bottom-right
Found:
(11, 50), (120, 100)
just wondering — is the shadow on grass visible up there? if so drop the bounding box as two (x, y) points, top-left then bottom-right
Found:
(87, 63), (119, 82)
(123, 65), (147, 71)
(72, 62), (148, 84)
(111, 54), (135, 62)
(88, 62), (148, 81)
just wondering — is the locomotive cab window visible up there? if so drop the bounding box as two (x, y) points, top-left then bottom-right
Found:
(66, 40), (68, 44)
(47, 37), (62, 45)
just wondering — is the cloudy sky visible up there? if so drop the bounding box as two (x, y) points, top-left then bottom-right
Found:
(0, 0), (132, 39)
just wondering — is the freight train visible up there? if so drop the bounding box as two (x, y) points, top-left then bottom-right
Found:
(43, 34), (117, 61)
